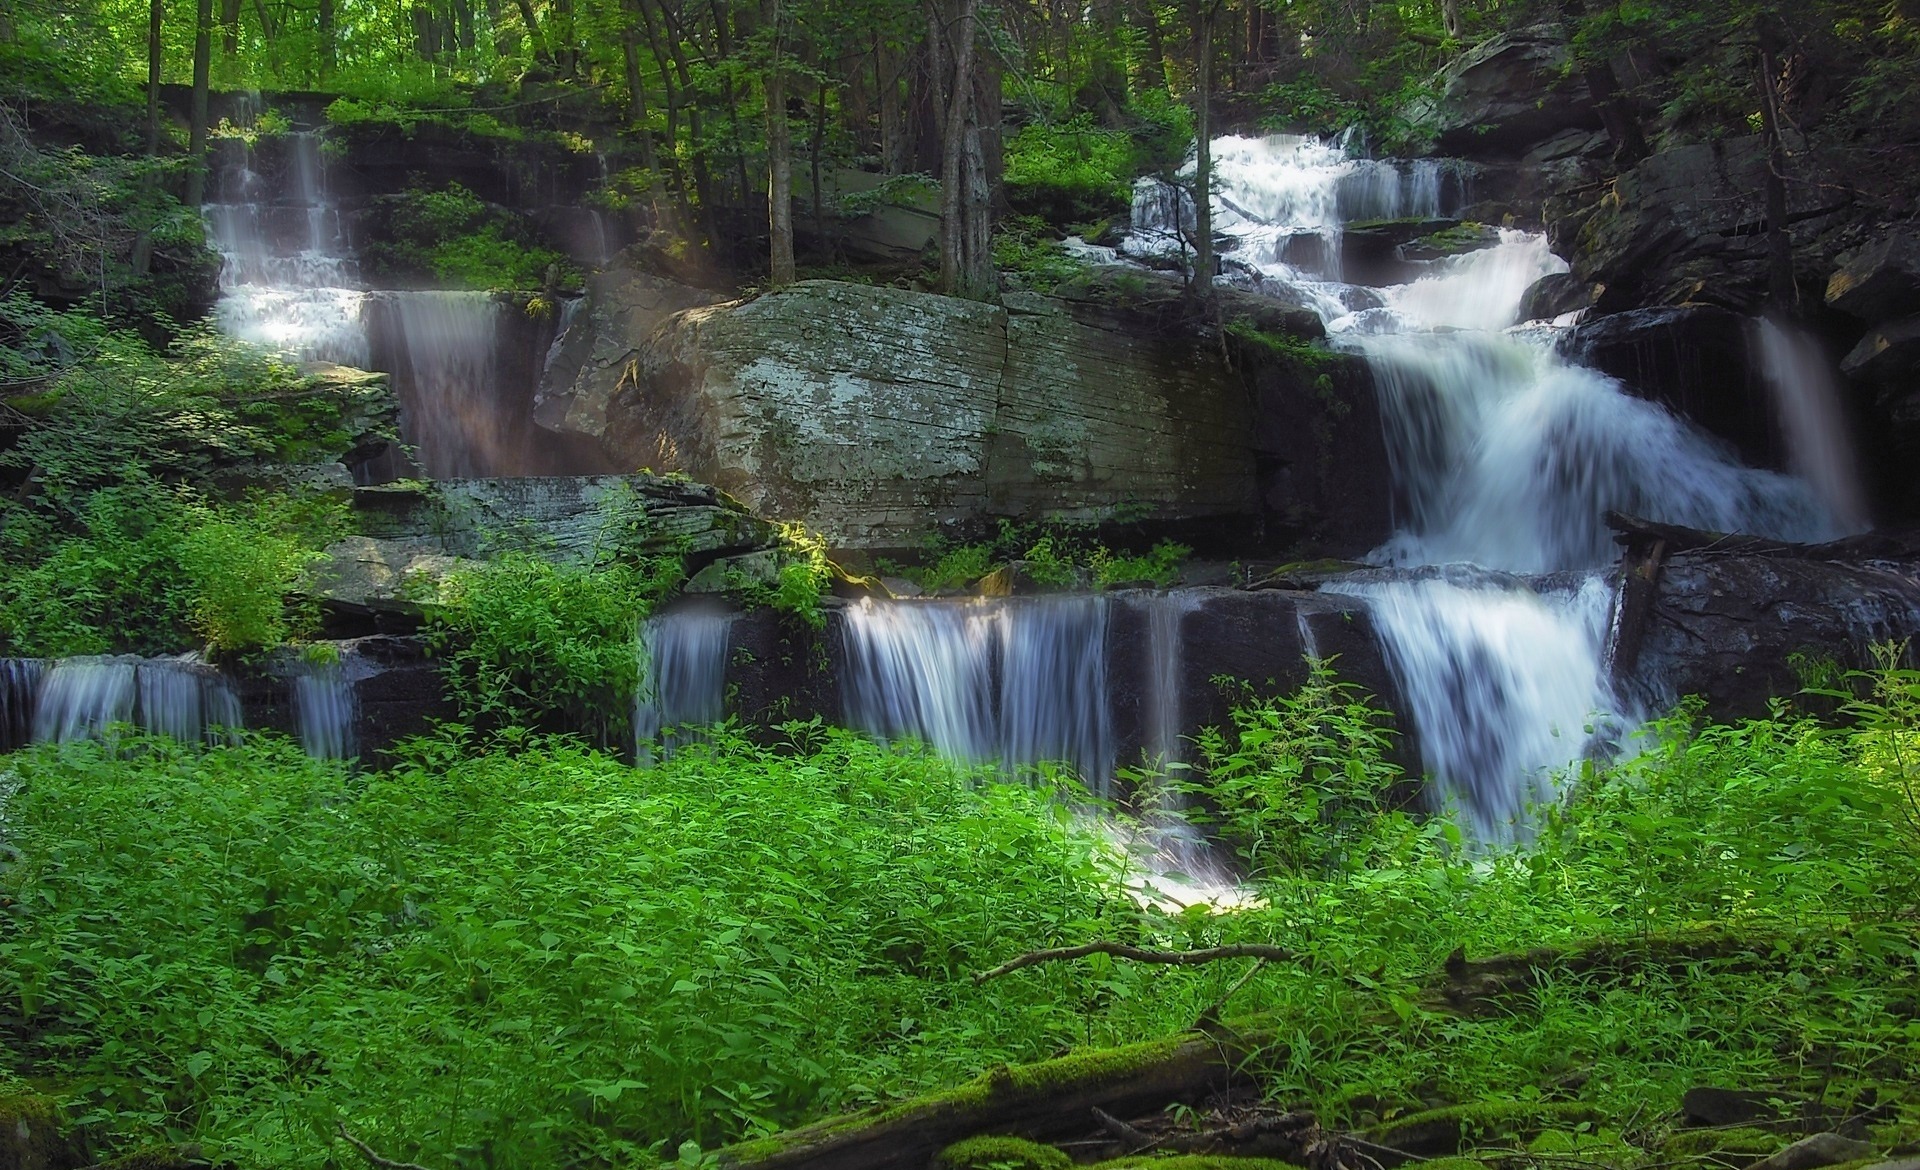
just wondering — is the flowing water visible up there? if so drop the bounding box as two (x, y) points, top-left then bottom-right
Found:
(203, 124), (552, 477)
(839, 596), (1115, 791)
(13, 656), (247, 747)
(634, 609), (735, 763)
(289, 657), (357, 760)
(1125, 132), (1862, 840)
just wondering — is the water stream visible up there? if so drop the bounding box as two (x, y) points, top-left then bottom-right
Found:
(634, 609), (735, 763)
(1125, 133), (1861, 840)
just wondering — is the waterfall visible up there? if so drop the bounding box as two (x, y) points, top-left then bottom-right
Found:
(1, 659), (47, 750)
(634, 609), (735, 763)
(1752, 318), (1870, 532)
(840, 597), (1115, 790)
(32, 658), (137, 743)
(204, 131), (371, 368)
(1123, 133), (1864, 837)
(290, 658), (357, 760)
(371, 291), (513, 478)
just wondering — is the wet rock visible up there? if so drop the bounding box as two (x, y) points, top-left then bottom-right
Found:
(348, 474), (778, 565)
(1565, 306), (1783, 469)
(599, 280), (1270, 552)
(1422, 26), (1600, 157)
(1841, 314), (1920, 383)
(1682, 1087), (1805, 1128)
(534, 256), (727, 440)
(1620, 549), (1920, 723)
(1341, 218), (1459, 285)
(1748, 1134), (1879, 1170)
(1555, 134), (1854, 312)
(0, 1088), (84, 1170)
(1827, 229), (1920, 320)
(1519, 273), (1598, 321)
(310, 535), (476, 622)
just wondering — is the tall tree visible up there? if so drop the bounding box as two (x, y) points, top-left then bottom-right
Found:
(763, 0), (795, 284)
(1185, 0), (1222, 306)
(185, 0), (214, 206)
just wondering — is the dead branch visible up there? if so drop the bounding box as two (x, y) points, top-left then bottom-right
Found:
(336, 1122), (435, 1170)
(974, 942), (1296, 984)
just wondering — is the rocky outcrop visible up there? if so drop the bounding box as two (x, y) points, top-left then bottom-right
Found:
(1826, 227), (1920, 321)
(1609, 524), (1920, 722)
(312, 474), (780, 630)
(1420, 26), (1600, 157)
(547, 277), (1347, 552)
(1564, 306), (1784, 469)
(1551, 134), (1855, 312)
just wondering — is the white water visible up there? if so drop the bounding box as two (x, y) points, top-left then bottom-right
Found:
(371, 290), (512, 478)
(840, 596), (1115, 791)
(205, 131), (372, 367)
(633, 609), (735, 763)
(1752, 317), (1870, 532)
(1126, 132), (1863, 839)
(290, 658), (357, 760)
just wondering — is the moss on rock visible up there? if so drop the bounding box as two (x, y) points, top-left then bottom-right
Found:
(934, 1135), (1071, 1170)
(1088, 1158), (1306, 1170)
(1660, 1125), (1788, 1167)
(0, 1090), (83, 1170)
(1365, 1100), (1604, 1156)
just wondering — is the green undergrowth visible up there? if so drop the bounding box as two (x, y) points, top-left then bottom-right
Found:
(5, 668), (1920, 1167)
(879, 518), (1191, 594)
(364, 182), (575, 291)
(0, 297), (372, 656)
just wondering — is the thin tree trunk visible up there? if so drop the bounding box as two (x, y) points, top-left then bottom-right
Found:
(933, 0), (981, 297)
(186, 0), (214, 206)
(513, 0), (546, 62)
(620, 7), (658, 173)
(132, 0), (164, 277)
(1756, 26), (1797, 312)
(876, 35), (907, 174)
(1441, 0), (1460, 38)
(1134, 0), (1169, 90)
(1187, 0), (1218, 305)
(763, 0), (794, 285)
(319, 0), (336, 73)
(811, 80), (829, 257)
(220, 0), (241, 55)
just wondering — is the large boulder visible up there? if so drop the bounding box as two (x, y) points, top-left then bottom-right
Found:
(1840, 313), (1920, 383)
(1826, 227), (1920, 320)
(1421, 26), (1600, 157)
(1553, 134), (1855, 312)
(573, 279), (1275, 552)
(1564, 306), (1784, 468)
(535, 261), (727, 441)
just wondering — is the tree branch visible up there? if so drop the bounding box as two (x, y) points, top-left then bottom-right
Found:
(974, 942), (1296, 983)
(337, 1122), (436, 1170)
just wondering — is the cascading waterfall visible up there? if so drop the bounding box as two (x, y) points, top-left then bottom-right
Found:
(204, 130), (371, 367)
(1752, 317), (1870, 532)
(634, 609), (735, 763)
(839, 596), (1115, 791)
(289, 657), (357, 760)
(17, 656), (247, 747)
(369, 291), (511, 478)
(1129, 132), (1863, 839)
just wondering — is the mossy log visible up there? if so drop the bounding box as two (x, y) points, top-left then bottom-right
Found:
(716, 1030), (1270, 1170)
(1422, 930), (1793, 1018)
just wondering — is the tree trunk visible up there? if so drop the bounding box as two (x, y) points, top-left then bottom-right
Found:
(220, 0), (240, 55)
(513, 0), (546, 62)
(1756, 24), (1797, 312)
(811, 80), (829, 258)
(932, 0), (982, 298)
(132, 0), (164, 278)
(763, 0), (795, 285)
(1134, 0), (1169, 90)
(185, 0), (214, 207)
(1441, 0), (1460, 38)
(619, 6), (658, 173)
(318, 0), (336, 73)
(876, 36), (909, 174)
(1187, 0), (1218, 305)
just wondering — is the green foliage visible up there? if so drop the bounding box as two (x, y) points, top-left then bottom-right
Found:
(1003, 114), (1136, 223)
(0, 727), (1129, 1166)
(1184, 659), (1411, 875)
(421, 551), (678, 740)
(880, 521), (1190, 595)
(0, 487), (344, 657)
(369, 183), (573, 291)
(991, 215), (1093, 294)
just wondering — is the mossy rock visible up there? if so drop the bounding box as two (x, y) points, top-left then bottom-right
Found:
(935, 1136), (1071, 1170)
(91, 1147), (211, 1170)
(1082, 1152), (1305, 1160)
(0, 1090), (84, 1170)
(1529, 1126), (1639, 1168)
(1365, 1101), (1604, 1156)
(1660, 1125), (1787, 1167)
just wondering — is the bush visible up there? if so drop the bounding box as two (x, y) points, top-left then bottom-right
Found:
(369, 183), (572, 290)
(1003, 114), (1136, 223)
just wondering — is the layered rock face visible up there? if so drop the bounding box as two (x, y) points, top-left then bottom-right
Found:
(542, 276), (1339, 552)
